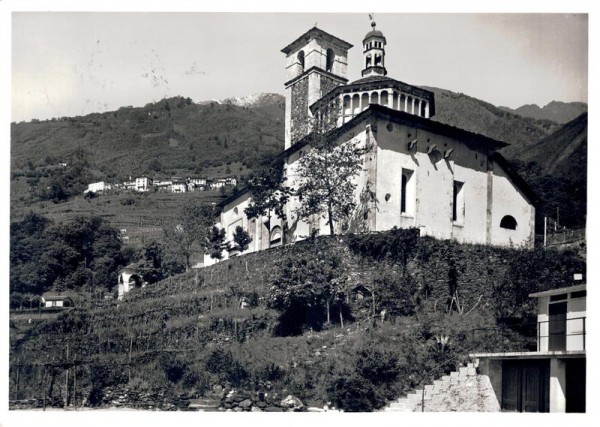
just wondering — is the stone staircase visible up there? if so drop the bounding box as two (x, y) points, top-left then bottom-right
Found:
(188, 393), (222, 412)
(383, 359), (499, 412)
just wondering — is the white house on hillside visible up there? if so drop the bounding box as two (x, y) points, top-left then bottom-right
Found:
(135, 176), (153, 192)
(84, 181), (112, 194)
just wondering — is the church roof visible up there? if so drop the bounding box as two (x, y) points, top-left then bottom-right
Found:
(363, 21), (386, 42)
(350, 75), (389, 85)
(281, 26), (353, 54)
(363, 29), (386, 42)
(309, 76), (436, 116)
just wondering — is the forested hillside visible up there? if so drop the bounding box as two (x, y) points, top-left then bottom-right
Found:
(11, 95), (285, 184)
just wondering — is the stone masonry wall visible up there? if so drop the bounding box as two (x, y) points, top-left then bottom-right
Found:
(291, 77), (310, 144)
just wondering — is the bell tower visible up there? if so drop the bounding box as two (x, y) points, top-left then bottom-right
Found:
(361, 18), (387, 78)
(281, 27), (353, 148)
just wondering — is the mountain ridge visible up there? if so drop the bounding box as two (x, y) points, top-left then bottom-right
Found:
(498, 100), (587, 124)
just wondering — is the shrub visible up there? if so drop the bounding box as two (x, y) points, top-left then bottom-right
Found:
(268, 240), (349, 336)
(159, 352), (187, 383)
(355, 346), (400, 386)
(327, 371), (382, 412)
(205, 347), (250, 387)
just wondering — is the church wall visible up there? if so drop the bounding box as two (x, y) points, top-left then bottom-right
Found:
(373, 119), (502, 245)
(203, 192), (269, 266)
(284, 124), (374, 240)
(284, 148), (312, 240)
(451, 161), (489, 245)
(490, 162), (535, 247)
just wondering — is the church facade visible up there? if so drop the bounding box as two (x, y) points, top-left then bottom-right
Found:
(205, 23), (536, 265)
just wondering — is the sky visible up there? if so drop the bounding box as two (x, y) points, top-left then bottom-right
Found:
(10, 12), (588, 122)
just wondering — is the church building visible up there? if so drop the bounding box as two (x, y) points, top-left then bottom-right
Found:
(205, 22), (536, 265)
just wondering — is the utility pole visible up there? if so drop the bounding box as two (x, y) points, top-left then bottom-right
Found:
(65, 343), (69, 409)
(544, 216), (547, 248)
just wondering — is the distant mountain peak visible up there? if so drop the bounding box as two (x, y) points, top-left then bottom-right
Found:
(507, 101), (587, 124)
(222, 93), (284, 107)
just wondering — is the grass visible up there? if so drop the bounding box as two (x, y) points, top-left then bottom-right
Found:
(11, 190), (226, 250)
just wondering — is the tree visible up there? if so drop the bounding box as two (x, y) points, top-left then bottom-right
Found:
(208, 226), (227, 260)
(229, 226), (252, 253)
(138, 240), (165, 284)
(10, 214), (127, 295)
(293, 134), (365, 235)
(268, 239), (348, 335)
(244, 158), (291, 243)
(163, 200), (214, 271)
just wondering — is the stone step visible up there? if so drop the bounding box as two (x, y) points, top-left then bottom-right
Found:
(384, 404), (415, 412)
(394, 402), (413, 406)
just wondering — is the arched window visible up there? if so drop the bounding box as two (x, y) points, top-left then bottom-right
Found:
(343, 95), (352, 117)
(500, 215), (517, 230)
(374, 53), (382, 66)
(380, 91), (389, 106)
(365, 54), (372, 68)
(297, 50), (305, 72)
(233, 207), (239, 216)
(326, 48), (335, 72)
(361, 93), (369, 111)
(270, 226), (282, 247)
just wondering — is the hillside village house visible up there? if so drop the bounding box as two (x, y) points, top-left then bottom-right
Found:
(473, 283), (586, 412)
(83, 181), (112, 194)
(205, 23), (536, 265)
(41, 292), (75, 308)
(171, 180), (187, 193)
(135, 176), (153, 192)
(117, 265), (144, 300)
(154, 179), (173, 192)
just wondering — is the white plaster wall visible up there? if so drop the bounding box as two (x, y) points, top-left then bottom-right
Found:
(285, 148), (312, 240)
(450, 152), (489, 244)
(490, 163), (535, 248)
(537, 296), (550, 351)
(44, 300), (64, 308)
(567, 296), (586, 351)
(284, 126), (372, 240)
(374, 121), (491, 243)
(373, 119), (534, 247)
(219, 193), (255, 259)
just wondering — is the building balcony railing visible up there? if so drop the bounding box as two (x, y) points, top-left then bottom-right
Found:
(470, 316), (586, 354)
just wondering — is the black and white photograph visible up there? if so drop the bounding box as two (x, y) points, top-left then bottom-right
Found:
(2, 1), (596, 425)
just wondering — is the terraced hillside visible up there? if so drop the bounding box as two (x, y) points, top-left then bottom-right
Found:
(10, 231), (584, 411)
